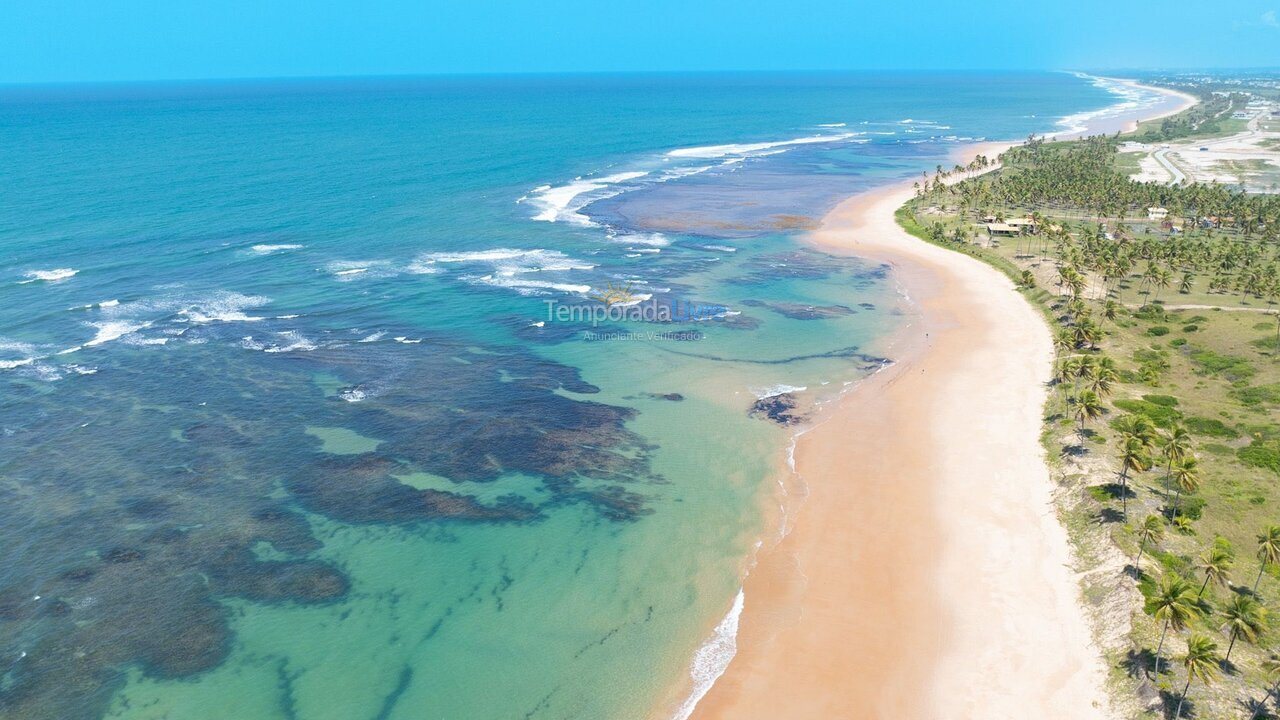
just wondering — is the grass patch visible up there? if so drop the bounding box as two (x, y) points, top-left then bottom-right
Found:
(1188, 347), (1256, 382)
(1238, 440), (1280, 475)
(1113, 398), (1183, 428)
(1184, 416), (1240, 438)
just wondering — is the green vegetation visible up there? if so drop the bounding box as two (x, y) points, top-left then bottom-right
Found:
(902, 95), (1280, 717)
(1130, 91), (1238, 143)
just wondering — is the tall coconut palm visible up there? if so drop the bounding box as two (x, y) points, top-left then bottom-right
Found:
(1103, 299), (1120, 323)
(1116, 435), (1151, 518)
(1170, 456), (1202, 516)
(1070, 390), (1104, 438)
(1085, 362), (1119, 397)
(1174, 634), (1221, 719)
(1162, 423), (1192, 497)
(1196, 545), (1234, 598)
(1133, 515), (1164, 573)
(1220, 594), (1267, 662)
(1145, 573), (1202, 675)
(1255, 525), (1280, 593)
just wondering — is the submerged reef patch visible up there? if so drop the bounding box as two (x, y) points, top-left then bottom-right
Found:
(0, 337), (658, 720)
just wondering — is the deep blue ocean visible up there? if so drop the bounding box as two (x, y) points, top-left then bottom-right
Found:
(0, 72), (1154, 720)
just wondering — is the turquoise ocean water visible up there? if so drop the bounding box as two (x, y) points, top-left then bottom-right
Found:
(0, 73), (1159, 720)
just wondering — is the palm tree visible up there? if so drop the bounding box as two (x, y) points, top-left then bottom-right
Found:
(1220, 594), (1267, 662)
(1133, 515), (1164, 572)
(1174, 634), (1221, 719)
(1117, 435), (1151, 518)
(1196, 545), (1234, 598)
(1085, 362), (1119, 397)
(1169, 456), (1202, 516)
(1145, 573), (1202, 675)
(1248, 654), (1280, 720)
(1162, 423), (1193, 498)
(1255, 525), (1280, 593)
(1070, 390), (1104, 437)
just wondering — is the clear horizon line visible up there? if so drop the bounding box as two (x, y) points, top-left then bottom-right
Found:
(3, 65), (1279, 89)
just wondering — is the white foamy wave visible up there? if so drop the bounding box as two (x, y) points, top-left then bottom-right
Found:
(393, 336), (422, 344)
(751, 384), (807, 400)
(469, 276), (592, 296)
(123, 336), (169, 346)
(175, 292), (269, 324)
(607, 231), (670, 247)
(416, 248), (597, 281)
(667, 133), (855, 159)
(816, 122), (846, 127)
(672, 589), (745, 720)
(248, 244), (304, 256)
(85, 321), (151, 347)
(524, 170), (650, 225)
(71, 299), (119, 311)
(358, 332), (386, 343)
(339, 388), (366, 402)
(18, 268), (78, 284)
(325, 260), (403, 281)
(262, 331), (318, 353)
(1053, 73), (1165, 138)
(78, 291), (269, 348)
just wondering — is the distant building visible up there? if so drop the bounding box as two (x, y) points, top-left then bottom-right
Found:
(986, 223), (1021, 236)
(1147, 207), (1168, 220)
(1004, 218), (1039, 233)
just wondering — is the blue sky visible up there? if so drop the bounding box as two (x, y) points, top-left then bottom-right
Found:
(3, 0), (1280, 83)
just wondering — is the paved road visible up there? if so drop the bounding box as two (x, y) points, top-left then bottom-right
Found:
(1151, 147), (1186, 184)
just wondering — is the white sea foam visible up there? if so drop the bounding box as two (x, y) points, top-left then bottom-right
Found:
(608, 231), (669, 247)
(85, 321), (150, 347)
(18, 268), (78, 284)
(339, 388), (366, 402)
(469, 276), (592, 296)
(358, 332), (386, 343)
(751, 384), (807, 400)
(816, 122), (846, 127)
(262, 330), (317, 353)
(418, 248), (595, 273)
(666, 133), (855, 159)
(524, 170), (650, 224)
(1053, 73), (1165, 138)
(671, 589), (745, 720)
(249, 244), (304, 255)
(175, 292), (269, 324)
(393, 336), (422, 344)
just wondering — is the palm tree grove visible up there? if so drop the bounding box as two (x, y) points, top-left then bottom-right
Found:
(904, 82), (1280, 718)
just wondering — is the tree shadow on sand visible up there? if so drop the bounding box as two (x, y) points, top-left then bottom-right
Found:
(1096, 507), (1127, 524)
(1239, 695), (1276, 719)
(1062, 442), (1090, 457)
(1159, 689), (1196, 718)
(1121, 648), (1158, 679)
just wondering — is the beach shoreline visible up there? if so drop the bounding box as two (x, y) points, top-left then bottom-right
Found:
(677, 79), (1197, 719)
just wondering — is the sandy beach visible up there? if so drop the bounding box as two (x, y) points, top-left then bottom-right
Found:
(686, 82), (1199, 720)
